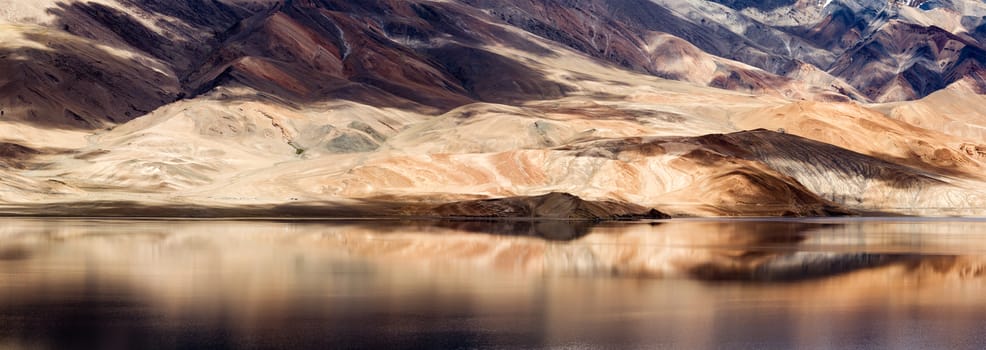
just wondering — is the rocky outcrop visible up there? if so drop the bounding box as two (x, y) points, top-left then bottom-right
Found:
(961, 144), (986, 159)
(432, 192), (670, 220)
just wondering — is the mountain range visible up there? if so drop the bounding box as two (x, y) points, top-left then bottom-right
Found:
(2, 0), (986, 217)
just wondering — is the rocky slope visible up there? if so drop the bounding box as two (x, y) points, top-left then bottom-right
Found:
(1, 0), (985, 217)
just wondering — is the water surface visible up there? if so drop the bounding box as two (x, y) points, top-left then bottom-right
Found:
(2, 218), (986, 349)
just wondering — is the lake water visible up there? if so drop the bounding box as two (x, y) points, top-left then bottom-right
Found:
(2, 218), (986, 349)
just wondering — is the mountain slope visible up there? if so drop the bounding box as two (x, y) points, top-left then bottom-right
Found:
(1, 0), (985, 217)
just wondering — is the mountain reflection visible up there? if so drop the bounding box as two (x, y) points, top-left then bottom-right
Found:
(2, 218), (986, 349)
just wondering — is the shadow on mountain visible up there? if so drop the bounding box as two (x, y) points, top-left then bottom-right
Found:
(0, 142), (68, 170)
(607, 0), (797, 70)
(0, 0), (262, 129)
(48, 1), (246, 75)
(0, 33), (180, 129)
(784, 7), (868, 53)
(707, 0), (799, 12)
(426, 44), (570, 104)
(707, 130), (955, 187)
(30, 0), (574, 123)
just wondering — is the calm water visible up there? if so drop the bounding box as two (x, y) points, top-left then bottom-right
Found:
(2, 218), (986, 349)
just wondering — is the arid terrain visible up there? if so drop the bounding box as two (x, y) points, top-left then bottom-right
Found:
(2, 0), (986, 217)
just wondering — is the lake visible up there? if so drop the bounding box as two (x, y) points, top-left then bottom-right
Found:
(2, 217), (986, 349)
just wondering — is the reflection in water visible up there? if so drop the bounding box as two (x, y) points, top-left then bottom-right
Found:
(2, 218), (986, 348)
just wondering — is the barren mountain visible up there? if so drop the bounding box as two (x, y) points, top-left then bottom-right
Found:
(1, 0), (985, 217)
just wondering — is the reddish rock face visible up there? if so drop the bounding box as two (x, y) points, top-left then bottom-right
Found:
(181, 0), (578, 111)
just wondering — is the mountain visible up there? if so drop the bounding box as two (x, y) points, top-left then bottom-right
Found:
(1, 0), (985, 217)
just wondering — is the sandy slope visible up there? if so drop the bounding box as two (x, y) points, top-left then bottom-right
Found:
(6, 74), (985, 216)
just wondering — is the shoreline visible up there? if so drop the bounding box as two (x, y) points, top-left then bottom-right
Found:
(3, 194), (982, 220)
(0, 204), (958, 220)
